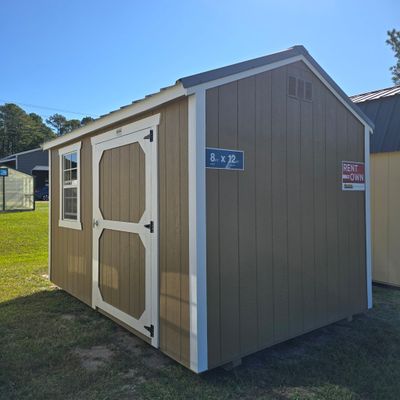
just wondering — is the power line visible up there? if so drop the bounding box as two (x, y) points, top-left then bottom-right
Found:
(0, 99), (99, 118)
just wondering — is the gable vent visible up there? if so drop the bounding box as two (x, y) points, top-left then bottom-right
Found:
(305, 81), (313, 101)
(288, 76), (313, 102)
(288, 76), (297, 97)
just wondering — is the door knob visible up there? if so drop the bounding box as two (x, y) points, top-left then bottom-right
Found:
(93, 219), (99, 228)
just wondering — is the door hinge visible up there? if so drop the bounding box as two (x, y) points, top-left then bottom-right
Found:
(144, 324), (154, 337)
(144, 129), (153, 142)
(144, 221), (154, 233)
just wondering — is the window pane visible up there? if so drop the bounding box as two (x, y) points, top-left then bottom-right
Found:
(70, 169), (77, 181)
(64, 170), (71, 184)
(63, 187), (77, 220)
(70, 152), (78, 169)
(63, 154), (71, 170)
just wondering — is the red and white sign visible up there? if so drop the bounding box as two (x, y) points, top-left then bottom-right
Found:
(342, 161), (365, 191)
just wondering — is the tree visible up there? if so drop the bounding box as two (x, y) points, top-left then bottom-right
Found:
(386, 29), (400, 85)
(0, 104), (55, 158)
(46, 114), (95, 136)
(46, 113), (68, 136)
(81, 116), (94, 126)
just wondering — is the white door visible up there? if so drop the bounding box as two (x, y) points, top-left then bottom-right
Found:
(91, 115), (159, 347)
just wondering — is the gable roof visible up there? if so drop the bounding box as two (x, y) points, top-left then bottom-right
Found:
(352, 86), (400, 153)
(43, 45), (373, 150)
(179, 45), (374, 129)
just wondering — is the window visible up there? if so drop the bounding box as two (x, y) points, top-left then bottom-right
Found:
(58, 142), (82, 230)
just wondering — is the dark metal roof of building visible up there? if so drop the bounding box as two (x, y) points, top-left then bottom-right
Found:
(179, 45), (374, 129)
(351, 85), (400, 103)
(352, 86), (400, 153)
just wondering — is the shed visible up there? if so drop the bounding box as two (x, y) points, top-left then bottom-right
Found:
(0, 147), (49, 190)
(352, 86), (400, 287)
(0, 167), (34, 211)
(42, 45), (373, 373)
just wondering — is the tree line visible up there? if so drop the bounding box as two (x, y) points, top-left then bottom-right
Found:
(0, 103), (94, 158)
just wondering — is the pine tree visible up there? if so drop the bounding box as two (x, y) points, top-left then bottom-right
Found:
(386, 29), (400, 85)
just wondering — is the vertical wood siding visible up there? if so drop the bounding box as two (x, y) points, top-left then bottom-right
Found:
(371, 152), (400, 287)
(50, 97), (190, 367)
(51, 137), (92, 305)
(206, 61), (367, 368)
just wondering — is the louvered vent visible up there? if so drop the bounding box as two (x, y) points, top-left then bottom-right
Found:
(288, 76), (297, 97)
(305, 81), (313, 101)
(297, 79), (305, 99)
(288, 76), (313, 101)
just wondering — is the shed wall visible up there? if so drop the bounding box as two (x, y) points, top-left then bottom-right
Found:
(371, 151), (400, 287)
(50, 97), (190, 367)
(205, 61), (367, 368)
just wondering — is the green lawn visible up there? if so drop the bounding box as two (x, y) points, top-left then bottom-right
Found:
(1, 204), (400, 399)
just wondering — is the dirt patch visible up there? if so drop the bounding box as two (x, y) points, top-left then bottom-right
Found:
(115, 330), (146, 356)
(73, 345), (114, 372)
(142, 349), (172, 370)
(113, 329), (171, 370)
(60, 314), (77, 321)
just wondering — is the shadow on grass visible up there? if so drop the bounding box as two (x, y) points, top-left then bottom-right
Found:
(1, 286), (400, 400)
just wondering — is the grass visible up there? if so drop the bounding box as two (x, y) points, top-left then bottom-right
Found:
(1, 203), (400, 399)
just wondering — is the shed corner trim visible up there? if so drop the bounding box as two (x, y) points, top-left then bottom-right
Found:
(188, 90), (208, 373)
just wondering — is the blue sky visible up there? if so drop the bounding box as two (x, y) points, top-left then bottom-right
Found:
(1, 0), (399, 120)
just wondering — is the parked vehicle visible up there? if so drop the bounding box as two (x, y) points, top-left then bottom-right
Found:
(34, 185), (48, 201)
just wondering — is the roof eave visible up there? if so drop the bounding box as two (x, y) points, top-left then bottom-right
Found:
(42, 83), (187, 150)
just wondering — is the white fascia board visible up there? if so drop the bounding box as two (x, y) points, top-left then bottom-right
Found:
(42, 84), (186, 150)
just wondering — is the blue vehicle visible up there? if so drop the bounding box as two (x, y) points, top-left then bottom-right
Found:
(35, 185), (49, 201)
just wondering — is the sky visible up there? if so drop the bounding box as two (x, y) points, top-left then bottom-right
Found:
(0, 0), (399, 121)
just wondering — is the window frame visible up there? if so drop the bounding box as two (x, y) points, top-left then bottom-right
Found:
(58, 141), (82, 230)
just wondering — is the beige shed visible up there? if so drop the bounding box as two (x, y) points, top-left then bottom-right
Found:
(43, 45), (373, 373)
(352, 86), (400, 288)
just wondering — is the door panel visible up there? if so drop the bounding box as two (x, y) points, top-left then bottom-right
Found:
(99, 143), (145, 223)
(99, 229), (145, 319)
(91, 117), (159, 346)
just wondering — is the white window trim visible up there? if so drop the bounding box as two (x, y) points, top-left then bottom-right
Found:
(58, 141), (82, 230)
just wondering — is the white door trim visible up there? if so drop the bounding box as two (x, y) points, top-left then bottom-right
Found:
(91, 120), (159, 347)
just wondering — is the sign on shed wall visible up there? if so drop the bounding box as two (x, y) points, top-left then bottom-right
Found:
(206, 148), (244, 170)
(342, 161), (365, 191)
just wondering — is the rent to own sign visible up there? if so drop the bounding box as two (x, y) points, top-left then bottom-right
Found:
(342, 161), (365, 191)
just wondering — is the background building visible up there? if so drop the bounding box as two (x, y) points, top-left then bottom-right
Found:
(352, 86), (400, 287)
(0, 148), (49, 191)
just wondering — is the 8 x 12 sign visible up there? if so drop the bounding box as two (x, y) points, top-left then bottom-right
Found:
(206, 147), (244, 170)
